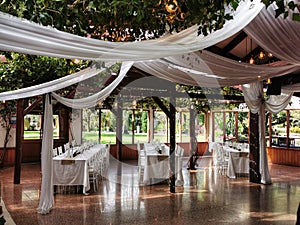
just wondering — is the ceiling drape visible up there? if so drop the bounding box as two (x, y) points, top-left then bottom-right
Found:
(0, 0), (263, 61)
(244, 2), (300, 65)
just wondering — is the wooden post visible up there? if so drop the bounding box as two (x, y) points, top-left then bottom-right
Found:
(188, 105), (197, 171)
(235, 111), (239, 142)
(14, 99), (24, 184)
(223, 112), (226, 142)
(148, 108), (154, 142)
(249, 112), (261, 183)
(132, 109), (135, 144)
(116, 98), (123, 176)
(211, 112), (215, 142)
(169, 90), (176, 193)
(268, 112), (272, 147)
(286, 110), (290, 148)
(179, 111), (183, 142)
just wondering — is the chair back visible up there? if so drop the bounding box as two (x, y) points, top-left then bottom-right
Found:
(53, 148), (58, 157)
(57, 146), (63, 155)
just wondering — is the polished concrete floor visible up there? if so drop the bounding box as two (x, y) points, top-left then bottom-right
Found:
(1, 156), (300, 225)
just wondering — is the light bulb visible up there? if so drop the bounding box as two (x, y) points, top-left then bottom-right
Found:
(259, 51), (265, 59)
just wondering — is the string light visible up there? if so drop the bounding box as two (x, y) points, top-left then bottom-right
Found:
(259, 51), (265, 59)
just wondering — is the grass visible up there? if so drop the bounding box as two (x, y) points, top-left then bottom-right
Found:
(24, 130), (204, 144)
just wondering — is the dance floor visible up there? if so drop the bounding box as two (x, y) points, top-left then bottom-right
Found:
(0, 156), (300, 225)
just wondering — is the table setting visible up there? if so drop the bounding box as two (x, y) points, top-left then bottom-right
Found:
(52, 143), (109, 194)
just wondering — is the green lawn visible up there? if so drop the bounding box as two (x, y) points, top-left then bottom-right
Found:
(24, 130), (204, 144)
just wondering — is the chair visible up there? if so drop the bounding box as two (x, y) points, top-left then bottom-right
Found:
(215, 143), (228, 175)
(88, 155), (99, 192)
(71, 140), (76, 147)
(52, 148), (58, 157)
(137, 141), (146, 185)
(64, 142), (70, 152)
(57, 146), (63, 155)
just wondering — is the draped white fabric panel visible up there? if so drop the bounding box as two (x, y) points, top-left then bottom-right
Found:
(37, 94), (54, 214)
(0, 0), (263, 61)
(242, 82), (293, 184)
(52, 62), (133, 109)
(134, 51), (300, 87)
(0, 65), (114, 101)
(244, 2), (300, 65)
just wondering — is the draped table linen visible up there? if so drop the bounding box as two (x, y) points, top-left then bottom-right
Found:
(223, 146), (250, 179)
(143, 143), (170, 185)
(53, 144), (107, 194)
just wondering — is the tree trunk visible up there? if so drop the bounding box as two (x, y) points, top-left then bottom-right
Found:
(0, 119), (11, 167)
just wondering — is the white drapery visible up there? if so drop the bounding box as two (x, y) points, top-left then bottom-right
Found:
(52, 62), (133, 109)
(37, 94), (54, 214)
(0, 64), (113, 101)
(0, 0), (263, 61)
(134, 51), (300, 87)
(242, 82), (293, 184)
(244, 2), (300, 65)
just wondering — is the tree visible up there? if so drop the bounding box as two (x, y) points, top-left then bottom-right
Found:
(0, 100), (15, 166)
(0, 53), (86, 164)
(0, 0), (298, 41)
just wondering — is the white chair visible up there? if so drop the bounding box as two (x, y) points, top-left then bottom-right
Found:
(64, 142), (70, 151)
(52, 148), (58, 157)
(57, 146), (63, 155)
(137, 141), (146, 185)
(215, 143), (228, 175)
(88, 155), (99, 192)
(71, 140), (76, 147)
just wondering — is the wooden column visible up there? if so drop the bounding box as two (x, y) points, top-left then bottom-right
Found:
(59, 108), (69, 143)
(286, 110), (290, 148)
(204, 112), (208, 141)
(179, 111), (183, 142)
(189, 106), (196, 155)
(14, 99), (24, 184)
(223, 112), (226, 142)
(98, 109), (101, 143)
(169, 91), (176, 193)
(235, 111), (239, 142)
(116, 99), (123, 175)
(166, 116), (169, 143)
(211, 112), (215, 142)
(148, 108), (154, 142)
(132, 109), (135, 144)
(268, 112), (272, 147)
(249, 112), (261, 183)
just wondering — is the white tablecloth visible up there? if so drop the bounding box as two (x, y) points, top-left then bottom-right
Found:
(53, 144), (106, 194)
(223, 146), (249, 179)
(143, 143), (170, 185)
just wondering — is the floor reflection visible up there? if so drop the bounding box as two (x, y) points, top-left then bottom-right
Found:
(0, 156), (300, 225)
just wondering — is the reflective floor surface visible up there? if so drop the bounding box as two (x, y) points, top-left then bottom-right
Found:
(1, 156), (300, 225)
